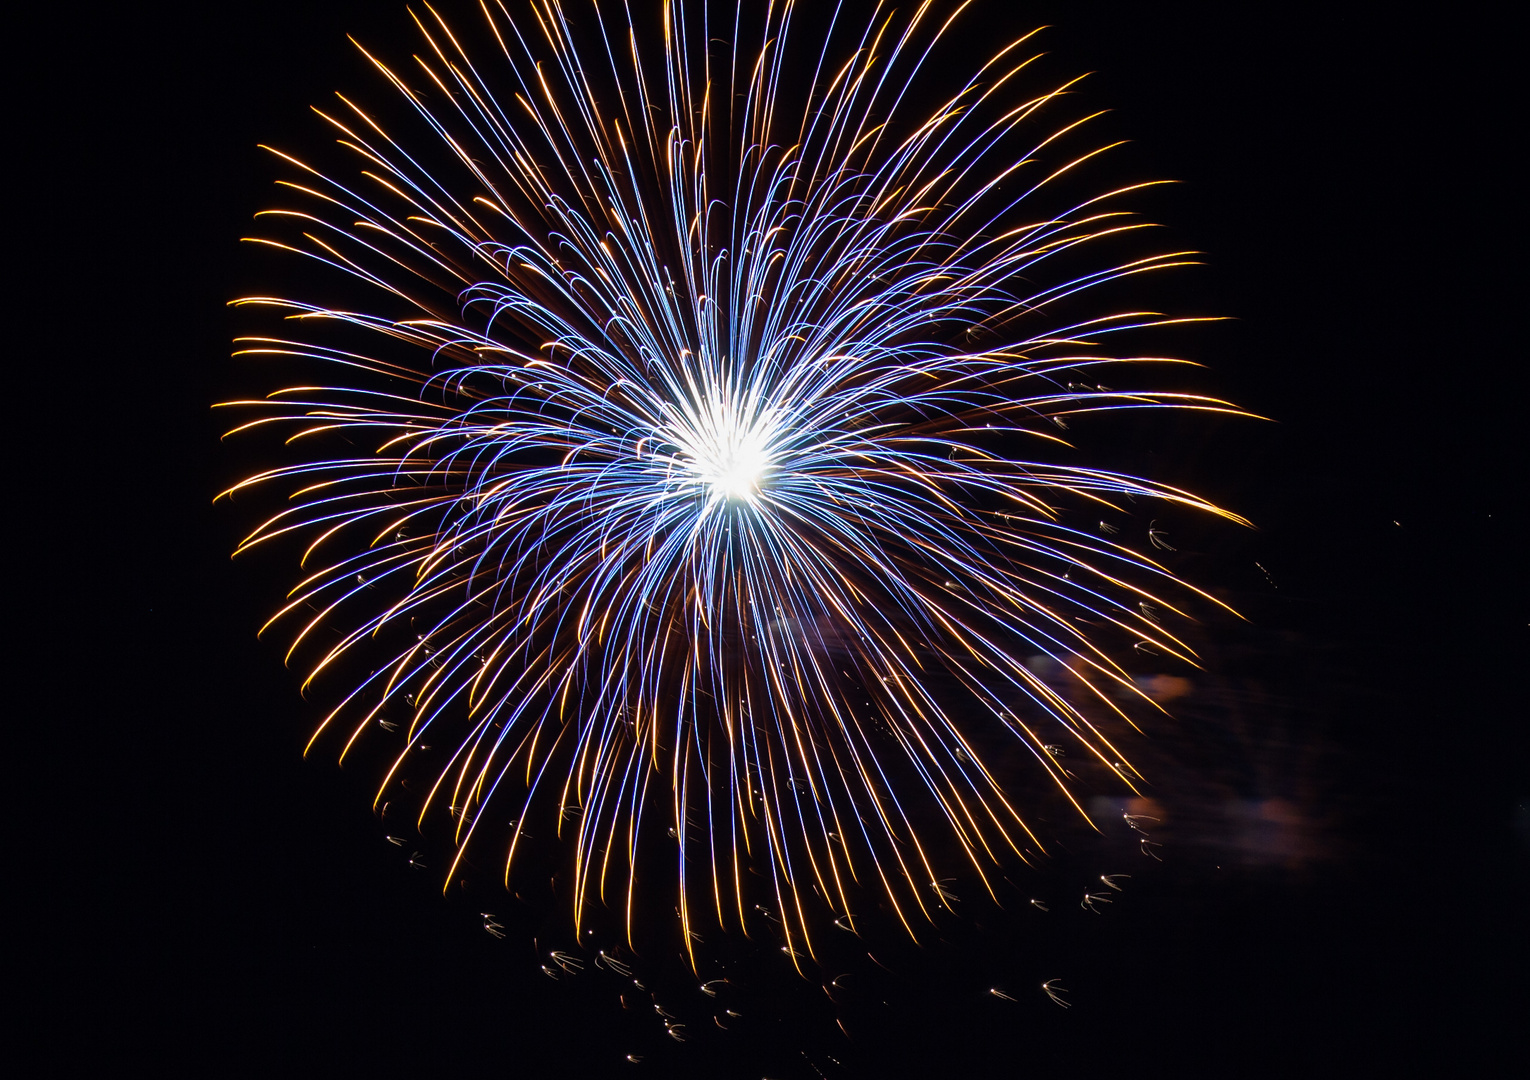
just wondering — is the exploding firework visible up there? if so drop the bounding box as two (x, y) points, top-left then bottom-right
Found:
(219, 0), (1248, 970)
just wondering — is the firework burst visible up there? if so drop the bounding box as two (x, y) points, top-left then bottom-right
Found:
(220, 0), (1248, 970)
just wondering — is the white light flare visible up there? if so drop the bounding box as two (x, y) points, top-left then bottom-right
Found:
(668, 397), (777, 509)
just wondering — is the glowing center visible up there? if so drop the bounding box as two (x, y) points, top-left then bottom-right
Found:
(670, 403), (775, 506)
(708, 438), (770, 503)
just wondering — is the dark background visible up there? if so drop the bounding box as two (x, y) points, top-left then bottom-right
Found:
(33, 1), (1521, 1076)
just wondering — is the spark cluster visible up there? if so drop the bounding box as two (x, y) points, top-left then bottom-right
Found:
(220, 0), (1247, 969)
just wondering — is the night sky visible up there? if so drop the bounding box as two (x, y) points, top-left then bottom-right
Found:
(38, 2), (1521, 1076)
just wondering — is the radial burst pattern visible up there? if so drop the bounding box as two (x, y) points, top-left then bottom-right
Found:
(220, 0), (1248, 967)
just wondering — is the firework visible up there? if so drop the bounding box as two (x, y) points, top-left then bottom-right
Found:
(219, 0), (1248, 970)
